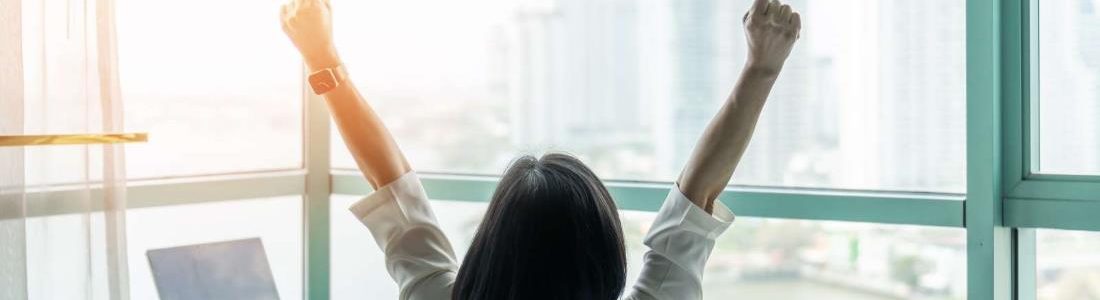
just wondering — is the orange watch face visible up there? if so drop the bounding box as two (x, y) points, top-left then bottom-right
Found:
(309, 69), (339, 95)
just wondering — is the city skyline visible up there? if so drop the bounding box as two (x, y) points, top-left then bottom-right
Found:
(499, 0), (967, 193)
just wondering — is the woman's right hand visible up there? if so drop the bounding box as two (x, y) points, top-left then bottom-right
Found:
(743, 0), (801, 76)
(280, 0), (341, 70)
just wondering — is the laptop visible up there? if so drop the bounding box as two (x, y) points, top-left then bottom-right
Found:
(147, 238), (280, 300)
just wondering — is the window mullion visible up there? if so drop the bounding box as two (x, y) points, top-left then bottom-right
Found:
(304, 66), (332, 300)
(966, 0), (1013, 299)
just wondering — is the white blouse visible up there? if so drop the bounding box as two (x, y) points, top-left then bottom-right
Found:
(349, 172), (735, 300)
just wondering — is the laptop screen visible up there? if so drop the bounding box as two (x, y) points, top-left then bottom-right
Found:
(147, 238), (280, 300)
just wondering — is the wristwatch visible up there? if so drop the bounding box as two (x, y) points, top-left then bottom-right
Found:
(308, 65), (347, 95)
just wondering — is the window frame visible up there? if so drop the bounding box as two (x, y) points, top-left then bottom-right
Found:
(1001, 1), (1100, 299)
(13, 0), (1100, 299)
(1003, 0), (1100, 233)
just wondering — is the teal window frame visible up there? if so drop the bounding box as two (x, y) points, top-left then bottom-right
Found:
(1002, 0), (1100, 232)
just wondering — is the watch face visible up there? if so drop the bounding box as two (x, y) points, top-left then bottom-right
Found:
(309, 69), (338, 94)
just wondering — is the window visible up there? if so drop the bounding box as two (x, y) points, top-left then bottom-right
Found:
(622, 213), (966, 300)
(1036, 0), (1100, 175)
(117, 0), (303, 179)
(1036, 229), (1100, 300)
(1011, 1), (1100, 300)
(126, 196), (303, 299)
(329, 195), (965, 300)
(330, 196), (487, 299)
(332, 0), (967, 193)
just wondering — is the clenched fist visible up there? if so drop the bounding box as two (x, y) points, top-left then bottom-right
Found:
(280, 0), (340, 70)
(743, 0), (801, 75)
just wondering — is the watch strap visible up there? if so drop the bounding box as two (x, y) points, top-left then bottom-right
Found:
(309, 64), (347, 95)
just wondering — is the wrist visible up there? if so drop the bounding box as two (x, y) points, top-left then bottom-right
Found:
(304, 47), (342, 71)
(742, 62), (782, 78)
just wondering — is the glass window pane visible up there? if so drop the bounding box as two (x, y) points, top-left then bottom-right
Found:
(118, 0), (303, 179)
(331, 0), (966, 193)
(331, 195), (487, 299)
(126, 196), (303, 299)
(1037, 229), (1100, 300)
(330, 195), (965, 299)
(1037, 0), (1100, 175)
(621, 212), (967, 300)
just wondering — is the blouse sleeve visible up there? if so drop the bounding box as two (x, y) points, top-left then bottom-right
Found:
(348, 172), (459, 300)
(623, 186), (735, 300)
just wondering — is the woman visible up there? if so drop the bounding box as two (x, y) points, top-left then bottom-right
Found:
(280, 0), (800, 298)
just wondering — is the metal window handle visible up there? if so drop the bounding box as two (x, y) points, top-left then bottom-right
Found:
(0, 133), (148, 147)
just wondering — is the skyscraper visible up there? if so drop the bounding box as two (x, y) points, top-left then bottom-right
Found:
(651, 0), (827, 188)
(876, 0), (966, 192)
(507, 0), (656, 178)
(1039, 0), (1100, 173)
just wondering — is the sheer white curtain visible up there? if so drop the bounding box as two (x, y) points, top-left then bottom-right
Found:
(1, 0), (130, 299)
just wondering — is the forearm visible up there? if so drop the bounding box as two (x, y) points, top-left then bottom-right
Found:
(313, 59), (411, 188)
(280, 0), (410, 189)
(677, 66), (779, 212)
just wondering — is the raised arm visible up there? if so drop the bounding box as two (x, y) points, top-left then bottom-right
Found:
(281, 3), (459, 299)
(280, 0), (409, 188)
(677, 0), (800, 212)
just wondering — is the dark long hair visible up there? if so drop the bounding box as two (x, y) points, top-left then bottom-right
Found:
(453, 153), (627, 300)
